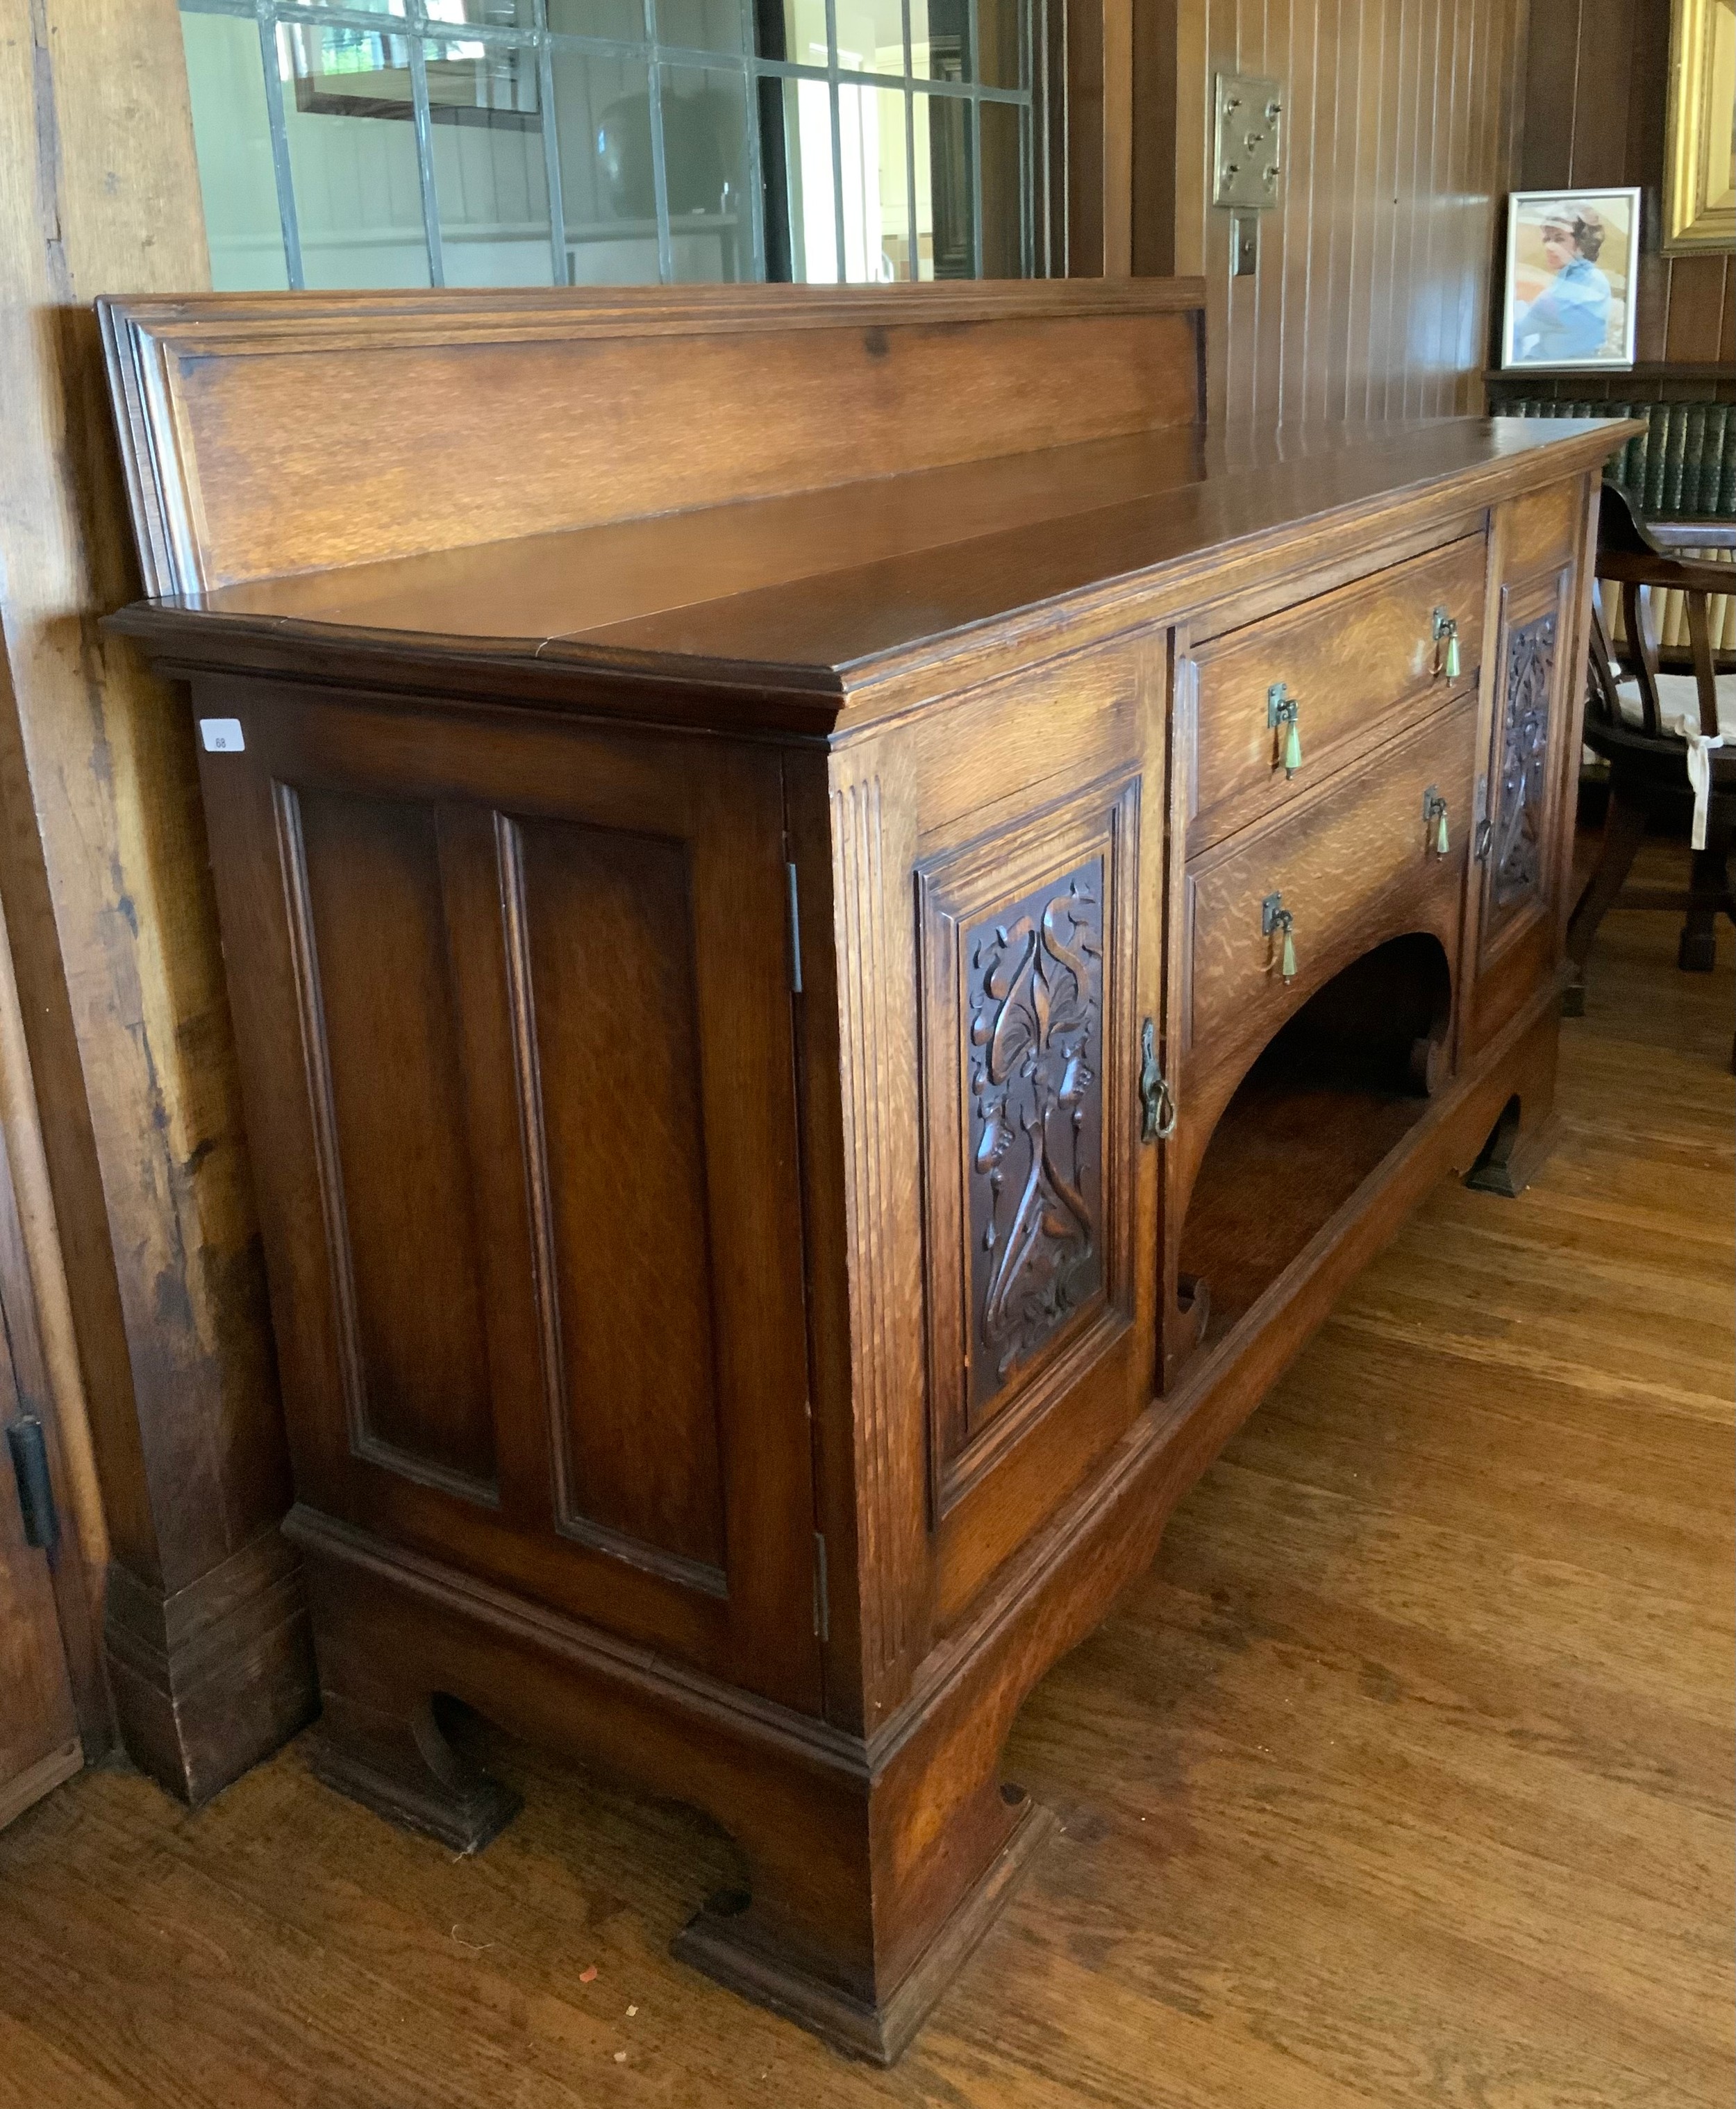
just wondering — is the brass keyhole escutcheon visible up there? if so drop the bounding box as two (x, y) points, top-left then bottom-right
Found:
(1140, 1017), (1176, 1142)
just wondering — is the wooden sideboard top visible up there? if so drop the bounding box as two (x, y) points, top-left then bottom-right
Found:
(110, 415), (1634, 725)
(100, 282), (1635, 730)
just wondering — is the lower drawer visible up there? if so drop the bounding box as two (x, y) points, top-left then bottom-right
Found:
(1183, 698), (1478, 1064)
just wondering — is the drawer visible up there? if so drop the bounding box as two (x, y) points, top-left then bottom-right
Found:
(1184, 697), (1478, 1062)
(1189, 533), (1487, 842)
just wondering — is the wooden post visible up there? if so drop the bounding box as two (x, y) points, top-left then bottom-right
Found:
(1100, 0), (1133, 275)
(0, 0), (315, 1801)
(1062, 1), (1136, 276)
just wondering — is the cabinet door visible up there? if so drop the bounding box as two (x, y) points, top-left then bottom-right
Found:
(195, 682), (820, 1713)
(843, 632), (1167, 1636)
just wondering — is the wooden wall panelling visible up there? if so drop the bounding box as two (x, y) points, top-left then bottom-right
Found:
(0, 0), (315, 1801)
(1159, 0), (1528, 424)
(1253, 0), (1292, 421)
(1521, 0), (1736, 367)
(1344, 0), (1386, 417)
(1299, 0), (1341, 424)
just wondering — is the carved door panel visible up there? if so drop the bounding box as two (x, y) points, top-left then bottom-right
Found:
(194, 682), (820, 1713)
(918, 780), (1144, 1524)
(1469, 567), (1575, 1049)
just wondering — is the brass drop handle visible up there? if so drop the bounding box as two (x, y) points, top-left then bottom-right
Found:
(1268, 682), (1303, 776)
(1423, 785), (1450, 856)
(1262, 891), (1297, 982)
(1140, 1017), (1176, 1142)
(1432, 607), (1461, 681)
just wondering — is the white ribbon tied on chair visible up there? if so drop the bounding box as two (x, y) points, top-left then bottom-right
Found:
(1660, 712), (1726, 851)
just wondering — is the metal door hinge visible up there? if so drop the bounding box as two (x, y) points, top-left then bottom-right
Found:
(785, 860), (803, 994)
(6, 1417), (59, 1553)
(812, 1531), (829, 1641)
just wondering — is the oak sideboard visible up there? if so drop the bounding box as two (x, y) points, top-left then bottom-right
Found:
(101, 282), (1633, 2062)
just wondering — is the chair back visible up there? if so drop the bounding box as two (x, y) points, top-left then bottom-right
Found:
(1594, 480), (1724, 741)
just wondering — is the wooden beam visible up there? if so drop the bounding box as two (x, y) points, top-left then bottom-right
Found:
(1101, 0), (1133, 274)
(0, 0), (314, 1800)
(1131, 0), (1179, 278)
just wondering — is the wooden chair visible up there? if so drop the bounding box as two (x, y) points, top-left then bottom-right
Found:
(1565, 482), (1736, 1016)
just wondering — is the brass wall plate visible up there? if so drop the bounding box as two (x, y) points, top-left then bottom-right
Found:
(1213, 73), (1283, 211)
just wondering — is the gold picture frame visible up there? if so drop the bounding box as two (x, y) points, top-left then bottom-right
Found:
(1663, 0), (1736, 251)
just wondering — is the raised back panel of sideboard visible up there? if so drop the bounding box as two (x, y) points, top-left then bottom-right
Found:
(101, 281), (1207, 599)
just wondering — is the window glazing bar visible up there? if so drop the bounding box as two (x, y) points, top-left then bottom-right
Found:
(406, 36), (446, 285)
(969, 96), (983, 277)
(737, 0), (767, 280)
(536, 34), (570, 285)
(256, 5), (306, 289)
(901, 0), (917, 282)
(643, 0), (676, 283)
(824, 0), (845, 283)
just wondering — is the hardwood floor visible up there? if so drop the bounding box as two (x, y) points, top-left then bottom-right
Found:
(1, 851), (1729, 2109)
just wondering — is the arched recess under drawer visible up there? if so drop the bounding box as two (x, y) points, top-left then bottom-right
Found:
(1178, 932), (1453, 1348)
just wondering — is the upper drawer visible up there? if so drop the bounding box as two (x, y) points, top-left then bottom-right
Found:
(1188, 533), (1487, 844)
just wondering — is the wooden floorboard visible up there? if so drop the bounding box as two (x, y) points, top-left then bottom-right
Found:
(2, 848), (1730, 2108)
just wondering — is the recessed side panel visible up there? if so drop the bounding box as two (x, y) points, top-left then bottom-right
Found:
(919, 778), (1140, 1513)
(1469, 565), (1575, 1052)
(287, 787), (497, 1497)
(1487, 599), (1560, 935)
(965, 858), (1108, 1419)
(511, 816), (728, 1585)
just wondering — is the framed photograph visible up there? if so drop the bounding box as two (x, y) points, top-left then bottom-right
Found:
(1663, 0), (1736, 251)
(1500, 187), (1642, 371)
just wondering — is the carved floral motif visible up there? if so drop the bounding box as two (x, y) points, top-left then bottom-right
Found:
(1493, 610), (1555, 909)
(966, 860), (1105, 1408)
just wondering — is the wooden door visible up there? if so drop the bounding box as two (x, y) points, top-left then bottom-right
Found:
(887, 632), (1169, 1627)
(1, 1378), (81, 1831)
(194, 682), (821, 1714)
